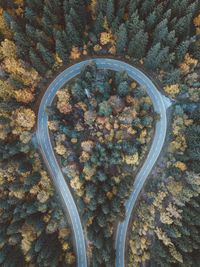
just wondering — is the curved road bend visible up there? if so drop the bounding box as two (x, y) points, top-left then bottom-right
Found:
(36, 58), (171, 267)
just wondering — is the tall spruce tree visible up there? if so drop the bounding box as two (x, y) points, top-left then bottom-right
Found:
(106, 0), (114, 26)
(116, 23), (128, 54)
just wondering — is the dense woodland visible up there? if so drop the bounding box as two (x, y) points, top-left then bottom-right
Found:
(0, 0), (199, 266)
(128, 100), (200, 267)
(49, 62), (154, 266)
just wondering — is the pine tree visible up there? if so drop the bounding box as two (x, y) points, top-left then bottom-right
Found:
(152, 19), (169, 45)
(26, 0), (44, 12)
(34, 30), (51, 49)
(127, 11), (145, 38)
(41, 6), (54, 36)
(63, 0), (70, 14)
(175, 40), (190, 63)
(116, 23), (127, 54)
(68, 8), (82, 34)
(116, 7), (125, 22)
(174, 13), (193, 38)
(140, 0), (156, 17)
(94, 11), (104, 34)
(66, 20), (81, 46)
(163, 69), (181, 85)
(106, 0), (114, 26)
(69, 0), (86, 26)
(164, 30), (178, 50)
(146, 11), (157, 31)
(29, 48), (47, 74)
(26, 24), (37, 42)
(128, 30), (148, 59)
(117, 81), (129, 97)
(24, 7), (37, 23)
(37, 42), (55, 67)
(55, 37), (69, 64)
(111, 16), (120, 33)
(128, 0), (138, 16)
(10, 20), (30, 59)
(144, 43), (170, 70)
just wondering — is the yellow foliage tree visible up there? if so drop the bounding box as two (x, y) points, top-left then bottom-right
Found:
(193, 13), (200, 27)
(160, 211), (173, 225)
(55, 143), (67, 156)
(3, 58), (39, 87)
(65, 252), (76, 265)
(167, 179), (183, 197)
(169, 245), (183, 263)
(81, 140), (95, 152)
(0, 79), (15, 100)
(100, 32), (115, 46)
(11, 108), (36, 134)
(56, 89), (72, 114)
(175, 161), (187, 171)
(15, 89), (35, 103)
(70, 46), (81, 60)
(164, 84), (180, 97)
(0, 39), (17, 59)
(153, 191), (167, 207)
(154, 227), (173, 246)
(169, 134), (187, 153)
(179, 53), (198, 74)
(0, 40), (39, 89)
(124, 153), (139, 165)
(21, 223), (37, 254)
(166, 203), (182, 220)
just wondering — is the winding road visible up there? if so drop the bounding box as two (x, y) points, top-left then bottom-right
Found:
(36, 58), (171, 267)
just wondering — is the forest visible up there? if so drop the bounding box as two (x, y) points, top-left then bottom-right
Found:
(49, 62), (154, 266)
(0, 0), (199, 266)
(128, 101), (200, 267)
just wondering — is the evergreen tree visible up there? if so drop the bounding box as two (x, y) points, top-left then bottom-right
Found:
(117, 81), (129, 96)
(140, 0), (156, 16)
(29, 48), (47, 74)
(66, 20), (81, 46)
(127, 11), (145, 38)
(26, 0), (44, 12)
(55, 39), (69, 65)
(35, 30), (51, 49)
(37, 42), (55, 67)
(175, 40), (190, 64)
(10, 21), (30, 59)
(174, 13), (193, 38)
(106, 0), (114, 26)
(25, 24), (37, 42)
(144, 43), (170, 70)
(152, 18), (169, 45)
(69, 8), (84, 34)
(69, 0), (87, 26)
(116, 23), (127, 54)
(111, 16), (120, 33)
(163, 69), (181, 85)
(24, 7), (37, 24)
(128, 30), (148, 59)
(128, 0), (138, 16)
(146, 11), (157, 31)
(94, 12), (104, 34)
(164, 30), (178, 50)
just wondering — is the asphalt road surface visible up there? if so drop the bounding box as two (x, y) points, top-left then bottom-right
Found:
(36, 58), (171, 267)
